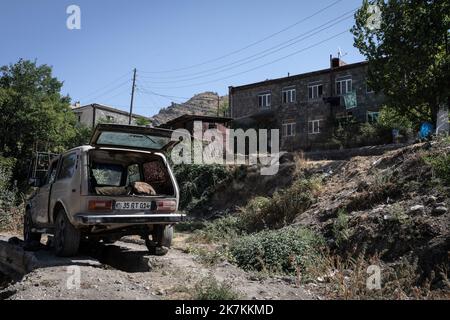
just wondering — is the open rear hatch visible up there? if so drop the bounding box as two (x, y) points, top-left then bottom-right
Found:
(90, 123), (178, 152)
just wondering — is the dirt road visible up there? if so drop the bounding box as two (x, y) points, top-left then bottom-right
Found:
(0, 233), (317, 300)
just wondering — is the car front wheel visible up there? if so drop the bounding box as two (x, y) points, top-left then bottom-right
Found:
(54, 209), (80, 257)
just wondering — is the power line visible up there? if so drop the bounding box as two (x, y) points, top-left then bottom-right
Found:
(139, 30), (350, 90)
(84, 78), (132, 104)
(78, 70), (132, 102)
(139, 0), (344, 74)
(139, 11), (355, 84)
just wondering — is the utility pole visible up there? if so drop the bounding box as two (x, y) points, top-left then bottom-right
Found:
(217, 95), (220, 117)
(129, 68), (137, 125)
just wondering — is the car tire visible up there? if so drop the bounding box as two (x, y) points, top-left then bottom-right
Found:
(54, 209), (80, 257)
(23, 210), (41, 248)
(157, 225), (173, 248)
(145, 225), (173, 256)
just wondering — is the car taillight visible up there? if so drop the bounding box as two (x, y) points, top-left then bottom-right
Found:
(156, 200), (177, 212)
(88, 200), (113, 211)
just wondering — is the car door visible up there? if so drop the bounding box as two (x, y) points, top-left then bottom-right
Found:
(49, 151), (80, 222)
(33, 158), (60, 225)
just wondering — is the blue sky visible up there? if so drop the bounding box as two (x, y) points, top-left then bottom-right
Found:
(0, 0), (366, 117)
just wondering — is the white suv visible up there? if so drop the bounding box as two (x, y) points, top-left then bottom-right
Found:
(25, 124), (184, 257)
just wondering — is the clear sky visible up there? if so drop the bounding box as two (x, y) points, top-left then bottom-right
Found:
(0, 0), (366, 117)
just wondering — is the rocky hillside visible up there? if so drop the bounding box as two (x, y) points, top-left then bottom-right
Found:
(151, 92), (228, 126)
(177, 138), (450, 299)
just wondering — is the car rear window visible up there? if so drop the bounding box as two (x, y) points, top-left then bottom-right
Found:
(96, 131), (172, 150)
(92, 163), (123, 186)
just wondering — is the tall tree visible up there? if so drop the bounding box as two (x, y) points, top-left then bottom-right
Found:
(0, 60), (79, 184)
(352, 0), (450, 127)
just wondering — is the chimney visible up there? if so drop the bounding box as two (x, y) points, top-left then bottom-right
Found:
(330, 56), (347, 69)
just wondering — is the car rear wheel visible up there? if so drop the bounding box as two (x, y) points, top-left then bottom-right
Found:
(145, 225), (173, 256)
(54, 209), (80, 257)
(23, 210), (41, 248)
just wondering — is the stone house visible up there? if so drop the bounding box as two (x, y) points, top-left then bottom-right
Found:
(71, 103), (152, 128)
(229, 57), (385, 151)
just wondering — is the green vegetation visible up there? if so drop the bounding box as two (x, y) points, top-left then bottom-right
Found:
(173, 164), (231, 210)
(425, 152), (450, 186)
(0, 156), (22, 231)
(239, 178), (321, 232)
(229, 226), (325, 276)
(189, 215), (243, 243)
(193, 276), (240, 300)
(0, 59), (90, 189)
(352, 0), (450, 127)
(333, 209), (351, 247)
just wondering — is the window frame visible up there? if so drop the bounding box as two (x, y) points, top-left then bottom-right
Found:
(258, 92), (272, 109)
(308, 120), (321, 135)
(56, 152), (77, 181)
(282, 87), (296, 104)
(367, 111), (380, 124)
(282, 121), (296, 137)
(308, 83), (324, 100)
(336, 78), (353, 96)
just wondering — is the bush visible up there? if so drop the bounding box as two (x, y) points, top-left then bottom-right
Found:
(230, 226), (325, 276)
(0, 156), (20, 229)
(193, 276), (240, 300)
(425, 153), (450, 185)
(189, 215), (243, 243)
(239, 178), (321, 232)
(333, 209), (351, 247)
(332, 121), (393, 149)
(173, 164), (231, 210)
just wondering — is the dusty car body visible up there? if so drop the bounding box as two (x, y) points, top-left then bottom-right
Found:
(25, 124), (184, 257)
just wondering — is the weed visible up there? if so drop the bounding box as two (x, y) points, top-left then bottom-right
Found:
(193, 276), (240, 300)
(188, 215), (244, 244)
(333, 209), (351, 247)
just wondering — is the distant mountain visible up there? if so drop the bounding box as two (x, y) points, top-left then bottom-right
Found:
(151, 92), (228, 126)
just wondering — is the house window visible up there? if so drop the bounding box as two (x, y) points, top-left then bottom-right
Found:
(308, 84), (323, 100)
(282, 88), (296, 104)
(77, 114), (81, 123)
(258, 92), (271, 108)
(106, 115), (115, 122)
(336, 78), (352, 95)
(366, 81), (375, 94)
(367, 111), (379, 123)
(282, 121), (296, 137)
(308, 120), (321, 134)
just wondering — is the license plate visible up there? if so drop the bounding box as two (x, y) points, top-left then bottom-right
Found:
(115, 202), (152, 210)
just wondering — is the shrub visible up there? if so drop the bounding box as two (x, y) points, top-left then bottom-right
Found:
(230, 226), (325, 276)
(193, 276), (240, 300)
(173, 164), (231, 210)
(0, 156), (20, 230)
(425, 153), (450, 185)
(239, 178), (321, 232)
(333, 209), (351, 247)
(189, 215), (243, 243)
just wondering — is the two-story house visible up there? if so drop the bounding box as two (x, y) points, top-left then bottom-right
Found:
(229, 57), (385, 151)
(71, 103), (153, 128)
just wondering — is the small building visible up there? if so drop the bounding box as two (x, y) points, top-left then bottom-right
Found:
(71, 103), (152, 128)
(229, 57), (386, 151)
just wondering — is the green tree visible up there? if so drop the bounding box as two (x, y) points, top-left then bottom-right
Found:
(135, 116), (151, 126)
(352, 0), (450, 127)
(0, 60), (80, 185)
